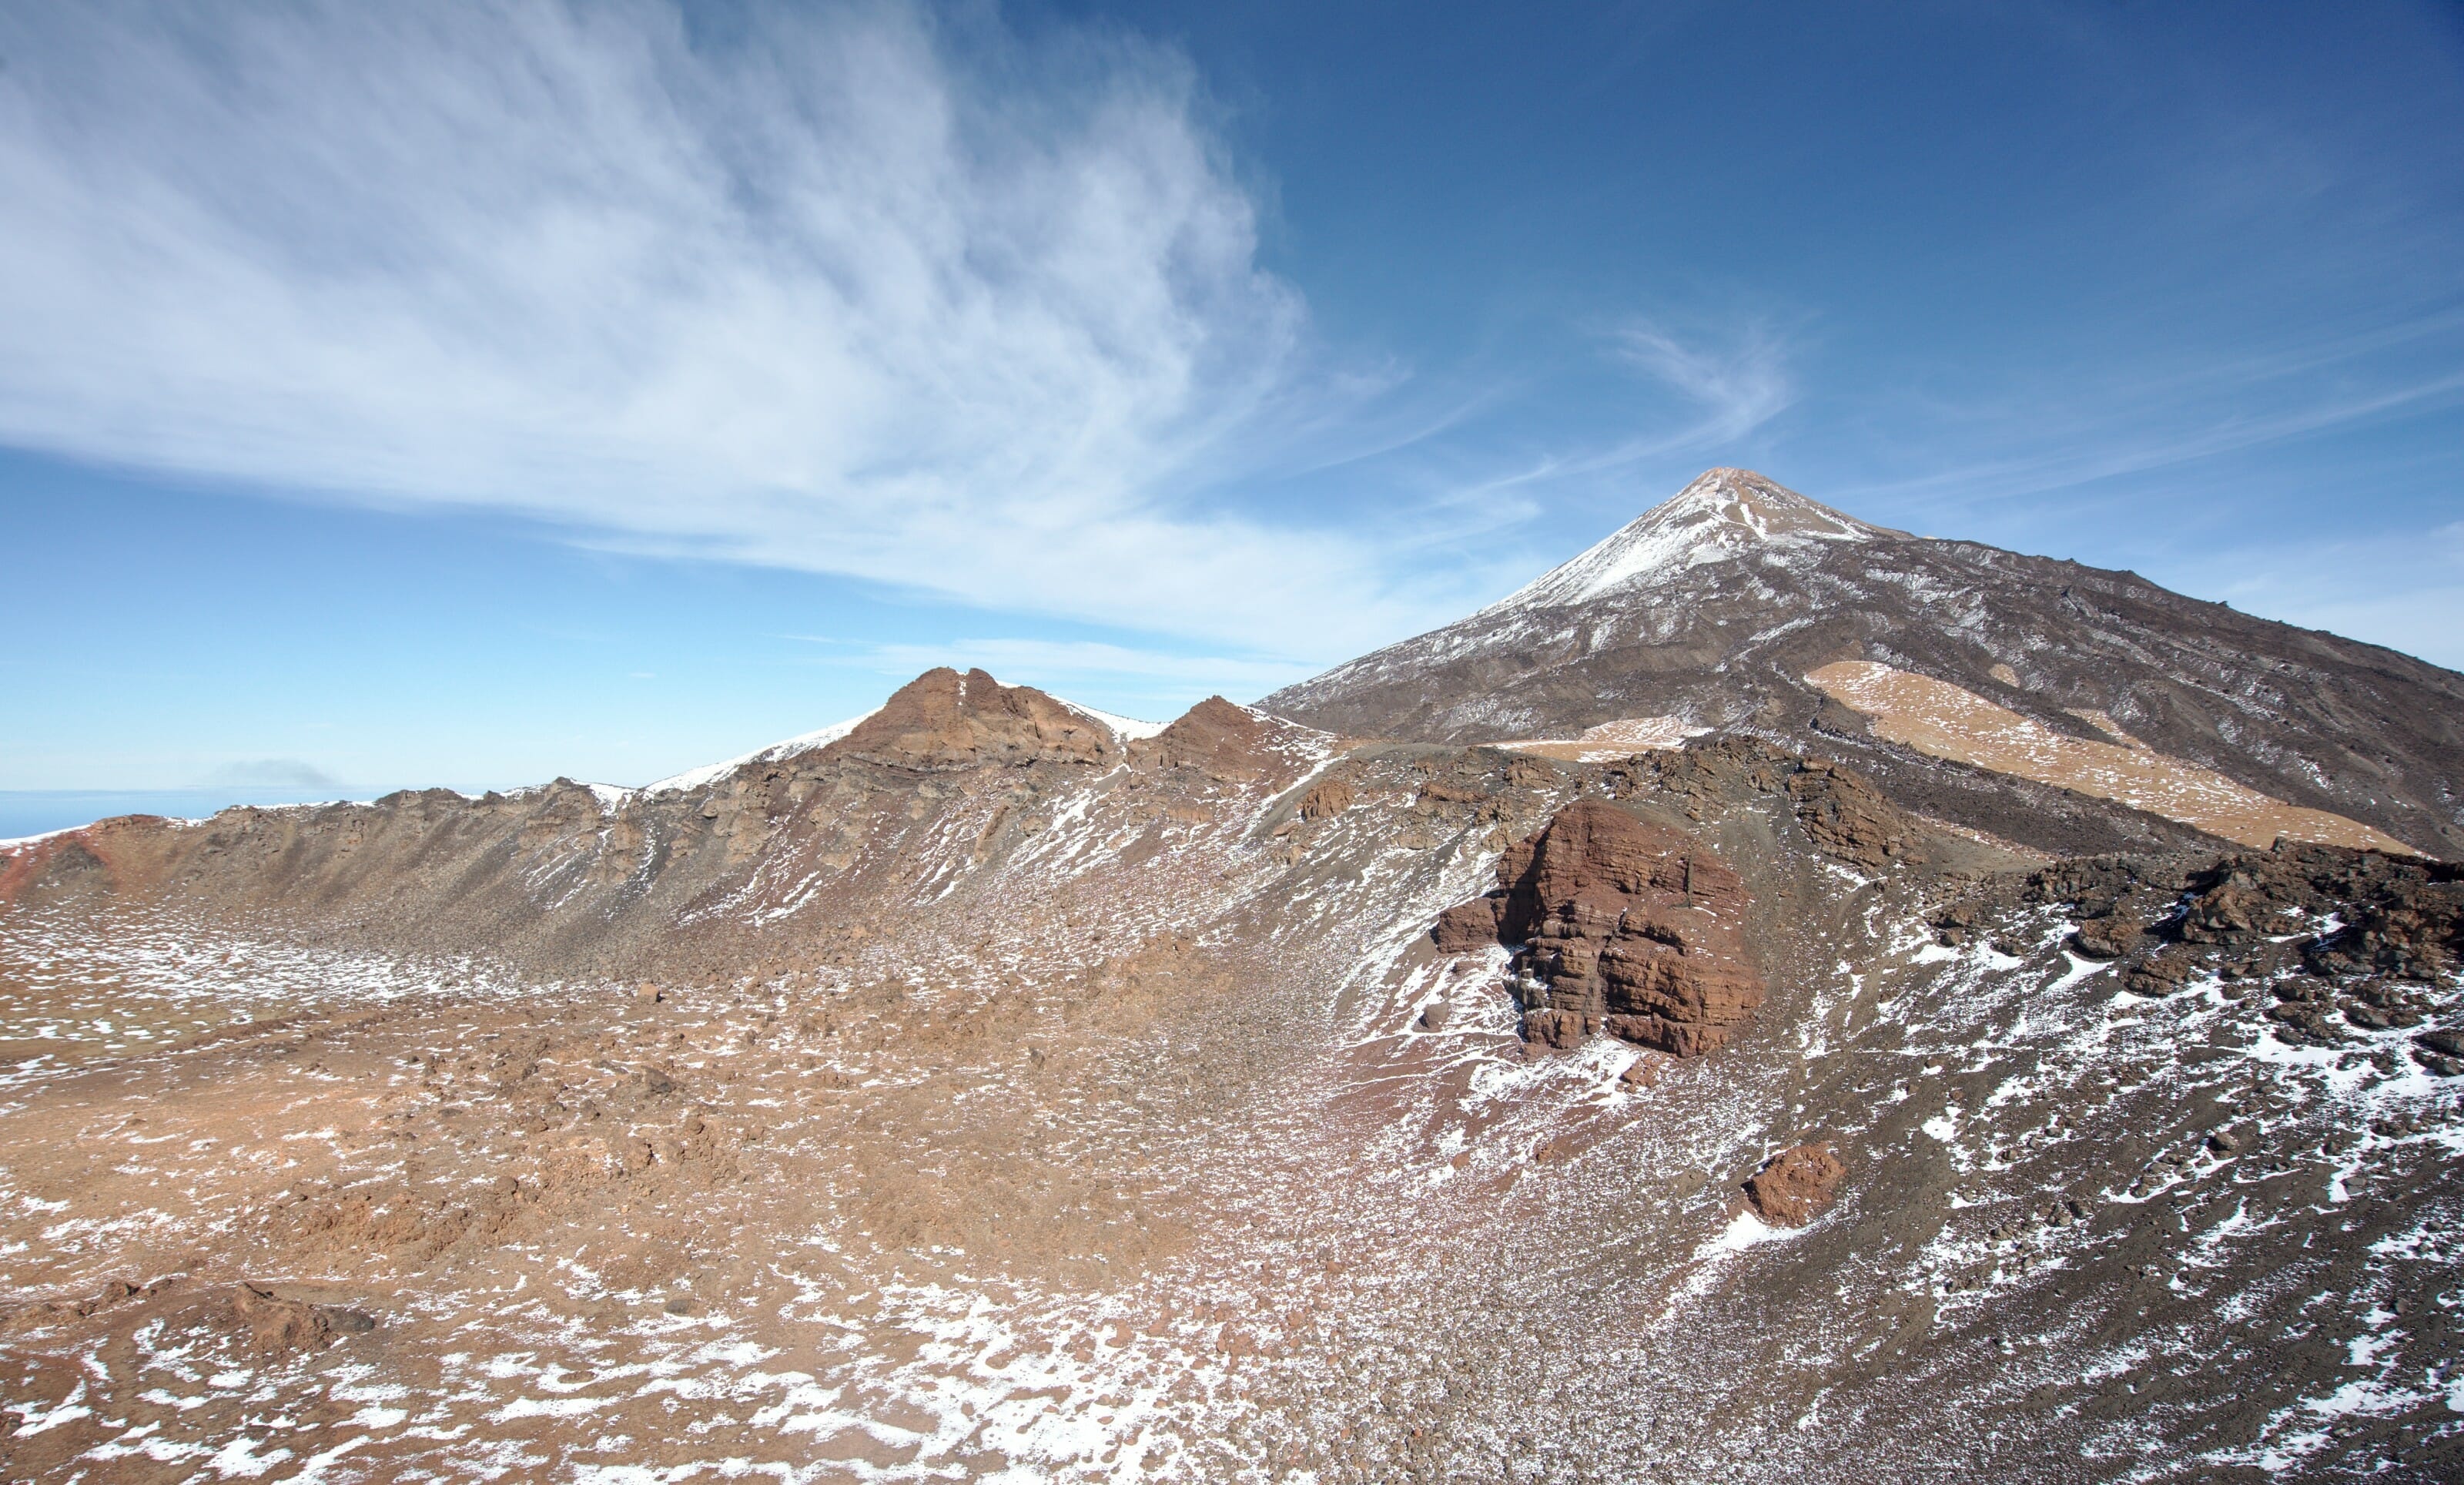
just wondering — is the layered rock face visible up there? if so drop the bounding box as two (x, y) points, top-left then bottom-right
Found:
(1435, 798), (1764, 1055)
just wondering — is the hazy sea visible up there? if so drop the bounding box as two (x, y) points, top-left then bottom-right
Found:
(0, 789), (366, 843)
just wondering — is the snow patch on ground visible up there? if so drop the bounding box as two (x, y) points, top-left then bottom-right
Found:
(1053, 699), (1167, 742)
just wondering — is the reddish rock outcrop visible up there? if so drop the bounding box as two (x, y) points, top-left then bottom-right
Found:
(1743, 1144), (1846, 1226)
(1132, 697), (1279, 780)
(1132, 697), (1325, 786)
(1298, 777), (1354, 820)
(228, 1284), (377, 1354)
(0, 818), (162, 907)
(1430, 893), (1507, 954)
(1434, 798), (1765, 1056)
(1783, 758), (1910, 873)
(830, 669), (1119, 770)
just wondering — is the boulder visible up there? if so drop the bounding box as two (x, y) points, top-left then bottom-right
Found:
(230, 1284), (376, 1354)
(1431, 894), (1504, 953)
(2069, 917), (2140, 960)
(1744, 1144), (1845, 1226)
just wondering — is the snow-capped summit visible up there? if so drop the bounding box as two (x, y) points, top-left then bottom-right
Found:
(1488, 468), (1901, 613)
(1260, 467), (2464, 859)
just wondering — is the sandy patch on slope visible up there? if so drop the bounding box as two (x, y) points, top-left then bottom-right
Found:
(1496, 716), (1709, 763)
(1806, 661), (2419, 855)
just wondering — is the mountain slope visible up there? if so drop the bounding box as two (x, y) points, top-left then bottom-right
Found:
(6, 671), (2461, 1480)
(6, 551), (2464, 1476)
(1263, 468), (2464, 859)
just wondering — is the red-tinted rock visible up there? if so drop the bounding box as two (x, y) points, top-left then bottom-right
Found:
(1743, 1143), (1846, 1226)
(1431, 894), (1504, 954)
(1522, 1009), (1586, 1050)
(1132, 697), (1324, 784)
(1433, 799), (1763, 1056)
(229, 1284), (377, 1354)
(1783, 760), (1908, 873)
(1299, 777), (1354, 820)
(832, 669), (1118, 769)
(2069, 916), (2141, 960)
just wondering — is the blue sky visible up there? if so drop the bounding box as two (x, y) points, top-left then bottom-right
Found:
(3, 0), (2460, 806)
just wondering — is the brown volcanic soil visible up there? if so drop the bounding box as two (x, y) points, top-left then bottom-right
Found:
(5, 672), (2464, 1481)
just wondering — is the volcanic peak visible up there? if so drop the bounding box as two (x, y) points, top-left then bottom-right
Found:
(1488, 467), (1904, 613)
(829, 667), (1130, 770)
(1129, 696), (1333, 782)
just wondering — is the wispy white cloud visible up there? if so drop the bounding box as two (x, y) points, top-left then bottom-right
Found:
(0, 0), (1458, 659)
(1609, 321), (1797, 446)
(1447, 318), (1801, 506)
(1836, 363), (2464, 523)
(2163, 521), (2464, 672)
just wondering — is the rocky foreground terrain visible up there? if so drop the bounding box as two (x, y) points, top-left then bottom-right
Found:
(4, 474), (2462, 1482)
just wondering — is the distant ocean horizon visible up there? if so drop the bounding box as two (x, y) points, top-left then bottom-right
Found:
(0, 789), (373, 843)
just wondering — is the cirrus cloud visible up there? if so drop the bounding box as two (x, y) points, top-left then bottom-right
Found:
(0, 0), (1465, 657)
